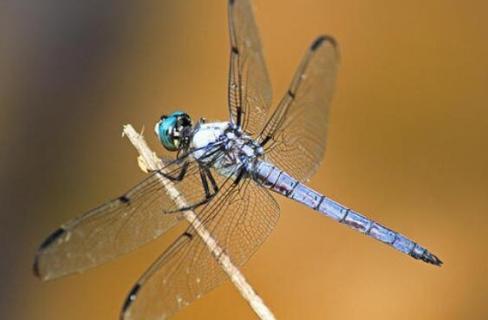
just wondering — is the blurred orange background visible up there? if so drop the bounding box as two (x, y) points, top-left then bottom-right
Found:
(1, 0), (487, 319)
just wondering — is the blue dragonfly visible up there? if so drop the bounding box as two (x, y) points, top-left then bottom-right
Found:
(34, 0), (442, 319)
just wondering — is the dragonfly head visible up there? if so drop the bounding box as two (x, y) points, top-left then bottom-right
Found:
(155, 111), (193, 151)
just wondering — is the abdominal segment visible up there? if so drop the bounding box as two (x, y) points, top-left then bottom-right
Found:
(252, 160), (442, 266)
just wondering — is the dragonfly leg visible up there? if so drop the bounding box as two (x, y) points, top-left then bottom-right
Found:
(199, 165), (212, 198)
(158, 161), (190, 181)
(203, 166), (219, 193)
(164, 164), (219, 213)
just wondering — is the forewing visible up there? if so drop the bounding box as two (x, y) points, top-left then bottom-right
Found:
(228, 0), (272, 136)
(259, 36), (339, 182)
(34, 157), (217, 281)
(121, 178), (280, 320)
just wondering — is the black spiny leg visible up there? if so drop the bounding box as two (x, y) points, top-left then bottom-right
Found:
(158, 161), (189, 181)
(164, 165), (219, 213)
(203, 167), (219, 194)
(234, 169), (245, 186)
(199, 165), (212, 199)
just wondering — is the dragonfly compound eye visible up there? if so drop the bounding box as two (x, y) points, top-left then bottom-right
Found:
(155, 111), (192, 151)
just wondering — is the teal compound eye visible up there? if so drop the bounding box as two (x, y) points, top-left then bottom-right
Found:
(154, 111), (192, 151)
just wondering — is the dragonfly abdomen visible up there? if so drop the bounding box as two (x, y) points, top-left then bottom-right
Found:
(252, 160), (442, 266)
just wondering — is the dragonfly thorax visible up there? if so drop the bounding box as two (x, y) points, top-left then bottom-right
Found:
(191, 121), (264, 177)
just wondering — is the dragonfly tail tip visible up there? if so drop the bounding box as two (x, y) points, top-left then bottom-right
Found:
(422, 251), (443, 267)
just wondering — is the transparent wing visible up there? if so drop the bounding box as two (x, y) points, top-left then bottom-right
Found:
(228, 0), (272, 136)
(121, 177), (280, 320)
(259, 36), (339, 182)
(34, 149), (223, 281)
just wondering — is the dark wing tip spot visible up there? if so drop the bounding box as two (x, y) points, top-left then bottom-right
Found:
(32, 255), (42, 278)
(310, 35), (337, 51)
(231, 46), (239, 54)
(183, 231), (194, 240)
(121, 284), (141, 315)
(34, 227), (66, 279)
(39, 227), (66, 251)
(229, 0), (236, 6)
(119, 195), (130, 204)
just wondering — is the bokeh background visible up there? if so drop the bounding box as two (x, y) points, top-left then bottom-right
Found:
(1, 0), (487, 319)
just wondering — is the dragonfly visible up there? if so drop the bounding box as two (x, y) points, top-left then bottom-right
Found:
(34, 0), (442, 319)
